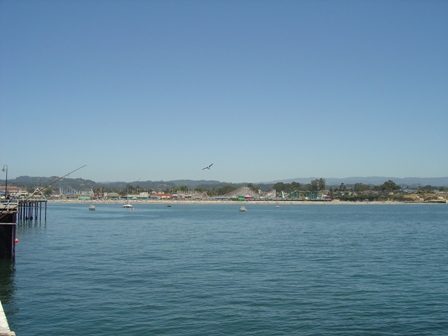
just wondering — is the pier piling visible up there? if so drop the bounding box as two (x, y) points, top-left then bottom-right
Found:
(0, 201), (17, 260)
(1, 199), (47, 259)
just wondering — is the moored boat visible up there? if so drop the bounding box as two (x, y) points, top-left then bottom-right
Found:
(239, 206), (247, 212)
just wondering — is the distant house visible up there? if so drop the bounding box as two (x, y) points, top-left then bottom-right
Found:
(0, 186), (22, 198)
(150, 193), (171, 200)
(136, 192), (149, 200)
(105, 192), (120, 200)
(175, 191), (210, 200)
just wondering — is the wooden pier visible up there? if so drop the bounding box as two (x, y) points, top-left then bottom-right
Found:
(16, 199), (47, 223)
(0, 198), (47, 259)
(0, 199), (46, 335)
(0, 201), (17, 260)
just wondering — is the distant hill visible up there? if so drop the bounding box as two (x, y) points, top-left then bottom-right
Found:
(8, 175), (448, 191)
(9, 176), (245, 191)
(275, 177), (448, 187)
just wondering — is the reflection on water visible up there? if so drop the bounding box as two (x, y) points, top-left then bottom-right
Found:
(17, 218), (47, 228)
(0, 260), (16, 317)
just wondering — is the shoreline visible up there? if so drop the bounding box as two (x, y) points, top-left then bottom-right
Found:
(46, 199), (447, 205)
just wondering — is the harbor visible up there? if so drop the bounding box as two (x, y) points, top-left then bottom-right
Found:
(0, 196), (47, 335)
(4, 202), (448, 335)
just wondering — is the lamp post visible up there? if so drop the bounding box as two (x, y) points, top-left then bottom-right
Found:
(2, 164), (7, 198)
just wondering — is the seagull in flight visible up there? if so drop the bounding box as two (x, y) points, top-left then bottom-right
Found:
(202, 163), (213, 170)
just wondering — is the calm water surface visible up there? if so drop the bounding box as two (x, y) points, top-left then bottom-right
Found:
(1, 203), (448, 335)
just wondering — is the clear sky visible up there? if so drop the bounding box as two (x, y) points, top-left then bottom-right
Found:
(1, 0), (447, 183)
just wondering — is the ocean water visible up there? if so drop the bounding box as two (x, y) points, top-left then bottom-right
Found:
(1, 202), (448, 335)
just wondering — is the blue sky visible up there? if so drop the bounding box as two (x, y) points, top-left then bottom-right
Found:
(1, 0), (447, 183)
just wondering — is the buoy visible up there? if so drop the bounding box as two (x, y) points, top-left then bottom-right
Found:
(14, 238), (19, 243)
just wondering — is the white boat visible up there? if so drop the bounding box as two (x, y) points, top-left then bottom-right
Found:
(239, 206), (247, 212)
(123, 204), (133, 209)
(89, 204), (96, 211)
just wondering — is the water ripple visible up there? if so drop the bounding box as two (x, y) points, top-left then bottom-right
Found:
(2, 203), (448, 335)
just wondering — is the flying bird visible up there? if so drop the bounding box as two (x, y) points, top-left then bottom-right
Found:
(202, 163), (213, 170)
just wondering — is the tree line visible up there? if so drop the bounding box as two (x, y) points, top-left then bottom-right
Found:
(7, 176), (448, 199)
(273, 178), (327, 193)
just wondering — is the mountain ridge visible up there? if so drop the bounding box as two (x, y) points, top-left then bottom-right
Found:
(273, 176), (448, 187)
(8, 176), (448, 190)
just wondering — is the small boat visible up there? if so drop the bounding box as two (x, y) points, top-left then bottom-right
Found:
(89, 204), (96, 211)
(123, 204), (133, 209)
(166, 204), (171, 207)
(239, 206), (247, 212)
